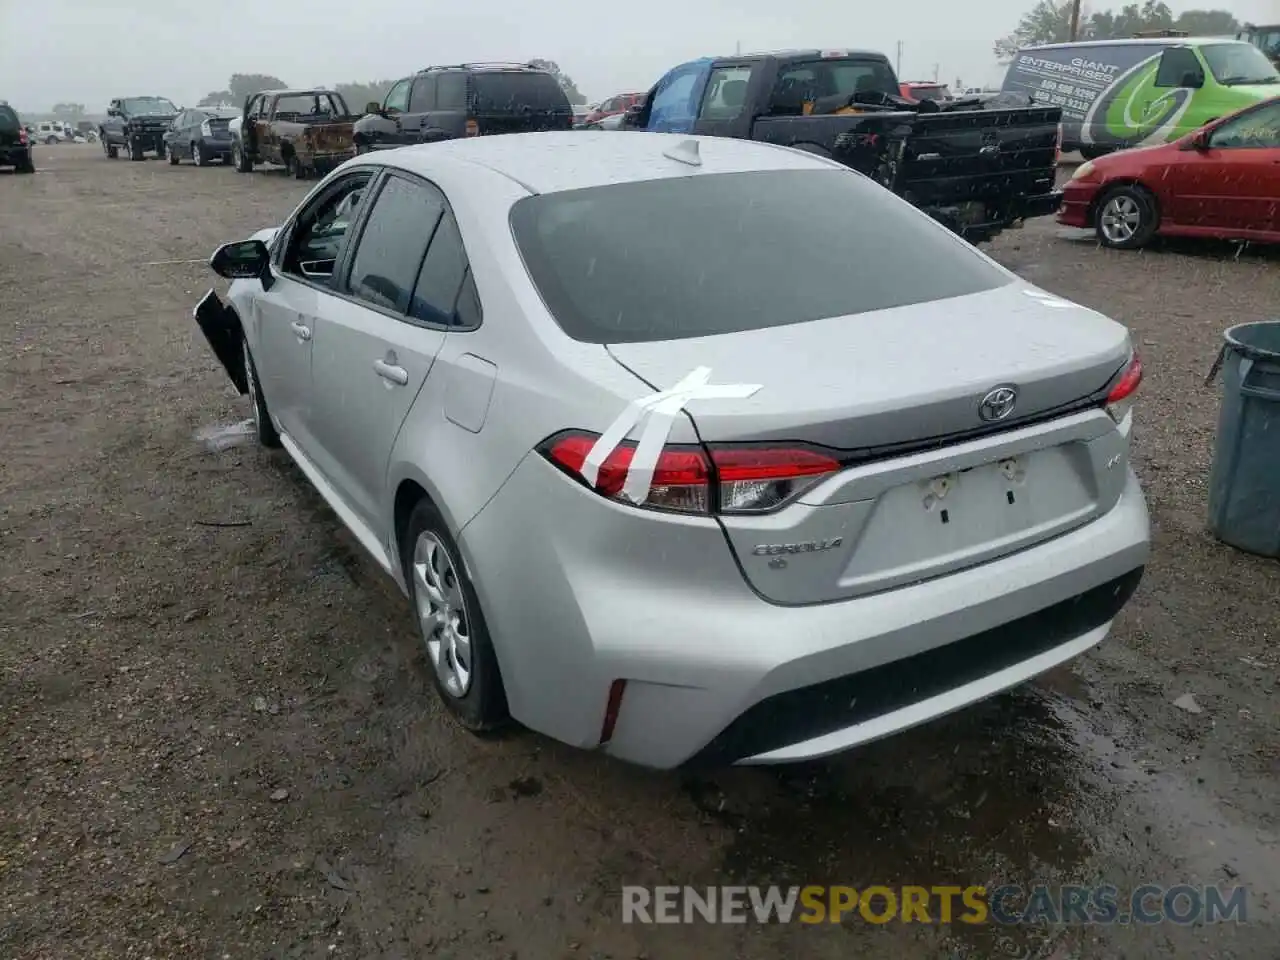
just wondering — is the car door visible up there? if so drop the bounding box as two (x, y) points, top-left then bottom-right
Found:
(105, 100), (122, 142)
(379, 77), (414, 145)
(1194, 100), (1280, 235)
(643, 60), (713, 133)
(403, 74), (439, 142)
(306, 172), (454, 531)
(253, 170), (375, 449)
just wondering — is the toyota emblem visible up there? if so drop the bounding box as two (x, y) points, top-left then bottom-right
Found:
(978, 386), (1018, 422)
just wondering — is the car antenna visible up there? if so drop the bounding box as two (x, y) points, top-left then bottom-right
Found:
(662, 139), (702, 167)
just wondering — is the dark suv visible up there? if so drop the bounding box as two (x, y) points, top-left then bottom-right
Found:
(0, 101), (34, 173)
(353, 62), (573, 152)
(101, 96), (181, 160)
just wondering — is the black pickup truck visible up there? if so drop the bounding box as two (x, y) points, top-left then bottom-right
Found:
(626, 51), (1062, 242)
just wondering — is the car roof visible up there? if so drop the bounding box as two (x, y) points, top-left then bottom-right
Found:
(733, 48), (890, 62)
(374, 131), (836, 195)
(1024, 36), (1244, 50)
(259, 89), (338, 97)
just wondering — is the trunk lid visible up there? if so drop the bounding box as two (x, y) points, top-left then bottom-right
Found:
(606, 281), (1128, 452)
(606, 281), (1133, 605)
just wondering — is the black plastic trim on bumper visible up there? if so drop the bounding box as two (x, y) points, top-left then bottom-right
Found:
(684, 565), (1144, 769)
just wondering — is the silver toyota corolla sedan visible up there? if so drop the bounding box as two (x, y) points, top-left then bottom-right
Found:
(193, 131), (1150, 769)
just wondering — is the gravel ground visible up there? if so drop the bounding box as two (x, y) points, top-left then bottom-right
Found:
(1, 143), (1277, 960)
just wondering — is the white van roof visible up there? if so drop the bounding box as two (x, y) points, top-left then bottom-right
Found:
(1023, 36), (1242, 51)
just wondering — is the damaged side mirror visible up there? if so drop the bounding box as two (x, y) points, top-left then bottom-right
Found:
(210, 239), (271, 282)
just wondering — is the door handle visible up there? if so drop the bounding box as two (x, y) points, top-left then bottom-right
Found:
(290, 320), (312, 341)
(373, 359), (408, 385)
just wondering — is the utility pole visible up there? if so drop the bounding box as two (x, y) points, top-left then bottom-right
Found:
(735, 39), (741, 56)
(896, 41), (903, 76)
(933, 63), (940, 81)
(1069, 0), (1082, 41)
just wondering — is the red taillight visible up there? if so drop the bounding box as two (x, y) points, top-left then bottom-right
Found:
(465, 119), (479, 137)
(18, 130), (28, 145)
(538, 431), (841, 515)
(1105, 350), (1142, 423)
(541, 431), (711, 513)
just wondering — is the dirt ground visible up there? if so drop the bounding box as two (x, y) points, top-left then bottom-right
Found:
(1, 143), (1277, 960)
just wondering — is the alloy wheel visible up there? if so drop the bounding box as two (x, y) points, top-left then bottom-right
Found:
(411, 531), (473, 697)
(1100, 195), (1141, 245)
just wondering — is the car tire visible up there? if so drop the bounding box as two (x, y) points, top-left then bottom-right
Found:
(102, 136), (118, 159)
(15, 156), (34, 174)
(1079, 145), (1110, 160)
(1095, 184), (1159, 251)
(241, 337), (281, 449)
(129, 138), (144, 161)
(166, 142), (179, 164)
(400, 498), (509, 733)
(292, 157), (309, 180)
(193, 142), (208, 167)
(233, 141), (253, 173)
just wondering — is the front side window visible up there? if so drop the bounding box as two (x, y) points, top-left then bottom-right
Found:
(510, 168), (1009, 344)
(281, 172), (374, 280)
(273, 94), (341, 120)
(1208, 101), (1280, 148)
(384, 79), (411, 113)
(700, 66), (753, 120)
(346, 175), (446, 314)
(1155, 47), (1203, 87)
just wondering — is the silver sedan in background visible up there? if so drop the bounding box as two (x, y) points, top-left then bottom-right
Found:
(193, 132), (1149, 769)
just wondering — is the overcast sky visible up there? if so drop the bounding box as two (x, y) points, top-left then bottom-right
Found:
(1, 0), (1274, 110)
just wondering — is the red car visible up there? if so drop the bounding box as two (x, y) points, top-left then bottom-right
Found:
(898, 82), (950, 102)
(584, 92), (645, 126)
(1059, 96), (1280, 250)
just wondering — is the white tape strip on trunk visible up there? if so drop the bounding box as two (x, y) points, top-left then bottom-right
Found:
(581, 366), (763, 505)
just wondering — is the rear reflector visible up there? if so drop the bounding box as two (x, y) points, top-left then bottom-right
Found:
(1105, 350), (1142, 423)
(537, 430), (841, 515)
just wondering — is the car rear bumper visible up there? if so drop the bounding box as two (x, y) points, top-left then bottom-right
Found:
(460, 451), (1150, 769)
(0, 147), (31, 166)
(199, 135), (233, 155)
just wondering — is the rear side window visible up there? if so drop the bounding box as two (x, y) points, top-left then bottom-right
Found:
(510, 168), (1009, 344)
(472, 72), (570, 114)
(409, 211), (471, 325)
(347, 175), (445, 313)
(437, 74), (468, 110)
(1155, 47), (1202, 87)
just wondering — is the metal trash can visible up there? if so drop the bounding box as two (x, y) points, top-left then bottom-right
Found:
(1206, 320), (1280, 557)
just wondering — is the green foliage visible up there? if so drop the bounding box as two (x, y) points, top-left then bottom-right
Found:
(528, 59), (587, 104)
(995, 2), (1241, 61)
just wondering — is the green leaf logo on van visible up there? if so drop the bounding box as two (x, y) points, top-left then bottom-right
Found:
(1084, 55), (1195, 148)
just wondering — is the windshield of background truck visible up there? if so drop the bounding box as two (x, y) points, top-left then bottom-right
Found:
(122, 98), (178, 116)
(273, 94), (345, 119)
(1247, 28), (1280, 59)
(909, 85), (950, 100)
(773, 58), (899, 106)
(1202, 43), (1280, 85)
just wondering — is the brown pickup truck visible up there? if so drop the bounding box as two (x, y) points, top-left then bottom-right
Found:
(232, 89), (357, 179)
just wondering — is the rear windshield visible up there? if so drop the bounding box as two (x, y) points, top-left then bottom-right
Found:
(472, 72), (571, 114)
(122, 98), (178, 116)
(510, 168), (1009, 344)
(0, 105), (19, 133)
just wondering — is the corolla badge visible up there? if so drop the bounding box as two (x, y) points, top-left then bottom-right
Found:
(978, 385), (1018, 422)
